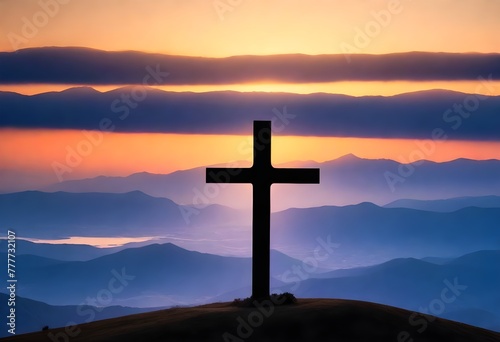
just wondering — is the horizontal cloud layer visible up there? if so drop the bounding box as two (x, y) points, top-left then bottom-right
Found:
(0, 47), (499, 84)
(0, 88), (499, 140)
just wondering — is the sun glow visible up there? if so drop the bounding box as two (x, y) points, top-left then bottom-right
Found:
(2, 80), (500, 97)
(22, 236), (160, 248)
(2, 129), (500, 191)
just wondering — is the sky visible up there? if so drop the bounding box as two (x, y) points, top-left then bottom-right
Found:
(0, 0), (499, 192)
(1, 0), (500, 56)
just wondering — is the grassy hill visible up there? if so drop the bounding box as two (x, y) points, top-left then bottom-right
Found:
(4, 299), (499, 342)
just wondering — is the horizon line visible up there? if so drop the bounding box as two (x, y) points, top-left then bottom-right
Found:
(1, 84), (499, 98)
(3, 45), (500, 58)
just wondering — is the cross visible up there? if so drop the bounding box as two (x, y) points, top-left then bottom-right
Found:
(206, 120), (320, 299)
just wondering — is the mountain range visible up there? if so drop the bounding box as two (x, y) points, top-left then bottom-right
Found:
(271, 203), (500, 267)
(35, 155), (500, 210)
(3, 239), (124, 261)
(0, 190), (245, 238)
(384, 195), (500, 212)
(2, 189), (499, 265)
(1, 242), (499, 335)
(1, 84), (499, 139)
(0, 243), (306, 307)
(1, 127), (499, 336)
(1, 190), (499, 268)
(288, 250), (500, 332)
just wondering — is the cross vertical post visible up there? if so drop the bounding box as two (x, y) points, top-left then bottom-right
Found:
(206, 120), (320, 300)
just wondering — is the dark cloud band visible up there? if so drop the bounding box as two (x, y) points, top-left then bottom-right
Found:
(0, 87), (499, 140)
(0, 47), (499, 84)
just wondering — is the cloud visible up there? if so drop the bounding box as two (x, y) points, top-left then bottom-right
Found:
(1, 87), (499, 140)
(0, 47), (499, 85)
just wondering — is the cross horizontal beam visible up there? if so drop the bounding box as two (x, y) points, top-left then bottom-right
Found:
(206, 167), (319, 185)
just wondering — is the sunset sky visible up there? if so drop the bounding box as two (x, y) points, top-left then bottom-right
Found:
(0, 0), (499, 191)
(1, 0), (499, 56)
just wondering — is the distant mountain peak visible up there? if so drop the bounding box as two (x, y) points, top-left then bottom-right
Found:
(322, 154), (366, 166)
(335, 153), (362, 161)
(395, 88), (469, 98)
(58, 86), (100, 94)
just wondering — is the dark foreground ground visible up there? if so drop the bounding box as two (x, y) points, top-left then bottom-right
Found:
(3, 299), (500, 342)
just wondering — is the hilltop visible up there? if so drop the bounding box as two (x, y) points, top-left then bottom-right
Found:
(4, 299), (499, 342)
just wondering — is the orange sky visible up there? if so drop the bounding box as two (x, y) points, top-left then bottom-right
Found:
(2, 129), (500, 186)
(0, 0), (499, 56)
(0, 0), (499, 191)
(2, 80), (500, 97)
(22, 236), (158, 248)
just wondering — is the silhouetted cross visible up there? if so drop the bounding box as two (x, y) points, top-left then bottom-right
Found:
(206, 121), (320, 299)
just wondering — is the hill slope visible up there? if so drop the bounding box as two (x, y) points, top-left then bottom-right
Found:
(3, 299), (499, 342)
(0, 293), (157, 338)
(287, 251), (500, 331)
